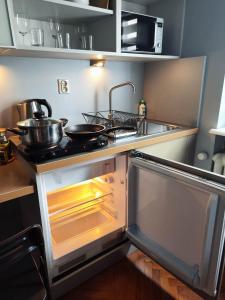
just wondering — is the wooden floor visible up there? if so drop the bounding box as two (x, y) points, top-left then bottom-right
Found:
(61, 250), (225, 300)
(128, 251), (201, 300)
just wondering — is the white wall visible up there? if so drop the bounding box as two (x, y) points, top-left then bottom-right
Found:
(0, 57), (144, 127)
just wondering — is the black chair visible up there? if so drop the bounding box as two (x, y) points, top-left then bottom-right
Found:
(0, 224), (50, 300)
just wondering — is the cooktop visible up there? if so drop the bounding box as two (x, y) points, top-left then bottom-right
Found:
(17, 136), (108, 164)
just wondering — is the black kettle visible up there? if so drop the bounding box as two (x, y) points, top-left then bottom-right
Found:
(17, 99), (52, 121)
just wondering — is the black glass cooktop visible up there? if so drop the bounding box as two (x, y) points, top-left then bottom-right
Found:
(17, 136), (108, 164)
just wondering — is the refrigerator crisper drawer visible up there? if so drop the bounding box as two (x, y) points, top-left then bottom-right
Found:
(50, 202), (125, 260)
(52, 208), (111, 244)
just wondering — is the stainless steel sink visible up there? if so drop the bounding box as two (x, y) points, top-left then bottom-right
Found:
(109, 120), (182, 144)
(82, 110), (182, 140)
(145, 121), (180, 135)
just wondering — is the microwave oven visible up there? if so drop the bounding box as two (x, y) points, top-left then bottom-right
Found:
(121, 10), (164, 54)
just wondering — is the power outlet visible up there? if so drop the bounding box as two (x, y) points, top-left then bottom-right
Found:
(57, 79), (70, 94)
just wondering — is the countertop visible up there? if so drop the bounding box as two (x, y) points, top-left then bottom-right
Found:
(11, 127), (198, 174)
(0, 158), (35, 204)
(1, 127), (197, 204)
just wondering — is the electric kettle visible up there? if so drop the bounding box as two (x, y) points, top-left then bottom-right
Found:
(17, 99), (52, 121)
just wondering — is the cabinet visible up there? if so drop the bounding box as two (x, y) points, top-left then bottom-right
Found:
(0, 0), (14, 47)
(122, 0), (185, 56)
(0, 0), (182, 62)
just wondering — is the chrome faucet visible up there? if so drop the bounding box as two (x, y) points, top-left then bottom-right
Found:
(108, 81), (136, 120)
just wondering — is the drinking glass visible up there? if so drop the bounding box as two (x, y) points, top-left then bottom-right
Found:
(55, 20), (62, 34)
(65, 33), (71, 49)
(31, 28), (44, 47)
(16, 13), (30, 45)
(80, 34), (94, 50)
(74, 24), (81, 48)
(49, 18), (62, 48)
(88, 34), (93, 50)
(49, 18), (57, 47)
(77, 24), (87, 49)
(80, 35), (87, 49)
(57, 33), (64, 48)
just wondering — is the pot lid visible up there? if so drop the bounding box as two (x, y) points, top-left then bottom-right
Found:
(17, 112), (60, 128)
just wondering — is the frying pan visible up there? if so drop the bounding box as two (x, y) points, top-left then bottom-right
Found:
(64, 124), (106, 139)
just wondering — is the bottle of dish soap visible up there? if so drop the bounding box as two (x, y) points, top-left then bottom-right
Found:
(138, 99), (147, 118)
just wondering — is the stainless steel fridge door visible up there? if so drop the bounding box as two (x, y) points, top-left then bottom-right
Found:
(127, 153), (225, 297)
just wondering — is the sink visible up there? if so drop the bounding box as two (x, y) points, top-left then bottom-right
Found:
(107, 121), (182, 144)
(82, 110), (181, 139)
(145, 121), (180, 135)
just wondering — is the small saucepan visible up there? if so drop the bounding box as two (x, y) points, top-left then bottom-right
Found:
(64, 124), (106, 139)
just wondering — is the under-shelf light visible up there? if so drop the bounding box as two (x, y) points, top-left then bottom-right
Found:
(90, 59), (105, 67)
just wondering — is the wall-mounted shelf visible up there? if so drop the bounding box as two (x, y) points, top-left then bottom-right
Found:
(1, 0), (183, 62)
(12, 0), (114, 23)
(0, 46), (179, 62)
(117, 52), (179, 62)
(209, 128), (225, 137)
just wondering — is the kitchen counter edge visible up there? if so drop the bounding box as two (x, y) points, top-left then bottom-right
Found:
(12, 127), (198, 174)
(0, 158), (35, 204)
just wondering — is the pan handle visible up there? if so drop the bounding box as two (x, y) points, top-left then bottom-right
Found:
(59, 118), (68, 127)
(7, 128), (27, 136)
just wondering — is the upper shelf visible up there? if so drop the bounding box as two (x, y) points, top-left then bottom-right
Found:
(0, 46), (179, 62)
(12, 0), (114, 23)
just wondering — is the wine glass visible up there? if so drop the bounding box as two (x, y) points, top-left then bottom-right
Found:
(55, 20), (62, 34)
(16, 13), (30, 45)
(55, 20), (64, 48)
(49, 18), (57, 47)
(75, 24), (88, 49)
(49, 18), (63, 48)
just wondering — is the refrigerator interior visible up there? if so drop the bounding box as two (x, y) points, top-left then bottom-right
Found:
(47, 171), (126, 260)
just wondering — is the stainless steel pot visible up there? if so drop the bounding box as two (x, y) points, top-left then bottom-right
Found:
(8, 112), (68, 148)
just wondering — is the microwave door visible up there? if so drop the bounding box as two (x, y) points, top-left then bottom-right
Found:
(126, 154), (225, 298)
(137, 16), (155, 51)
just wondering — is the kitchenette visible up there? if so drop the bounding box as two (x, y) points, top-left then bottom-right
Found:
(1, 0), (225, 300)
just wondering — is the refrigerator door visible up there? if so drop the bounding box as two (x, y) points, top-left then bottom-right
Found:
(127, 153), (225, 297)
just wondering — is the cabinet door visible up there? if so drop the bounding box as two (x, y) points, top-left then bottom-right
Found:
(127, 152), (225, 298)
(0, 0), (13, 46)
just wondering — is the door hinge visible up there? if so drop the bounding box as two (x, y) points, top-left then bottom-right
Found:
(192, 264), (200, 287)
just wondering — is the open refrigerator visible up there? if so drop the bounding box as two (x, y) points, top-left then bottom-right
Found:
(34, 152), (225, 300)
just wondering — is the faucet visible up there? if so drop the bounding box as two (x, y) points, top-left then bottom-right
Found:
(108, 81), (136, 120)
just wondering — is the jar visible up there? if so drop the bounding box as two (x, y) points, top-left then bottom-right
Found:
(0, 128), (14, 164)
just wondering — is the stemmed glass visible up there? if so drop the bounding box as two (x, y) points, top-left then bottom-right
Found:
(49, 18), (63, 48)
(75, 24), (89, 49)
(49, 18), (57, 47)
(16, 13), (30, 45)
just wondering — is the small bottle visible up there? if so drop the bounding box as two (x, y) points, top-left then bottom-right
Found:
(138, 99), (147, 118)
(0, 128), (14, 164)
